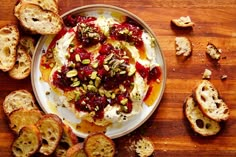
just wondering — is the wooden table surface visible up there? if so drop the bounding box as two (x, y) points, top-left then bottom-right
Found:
(0, 0), (236, 156)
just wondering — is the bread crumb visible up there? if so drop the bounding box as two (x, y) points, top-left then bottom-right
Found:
(206, 42), (222, 60)
(175, 37), (192, 57)
(135, 137), (154, 157)
(202, 69), (212, 79)
(171, 16), (194, 27)
(221, 74), (227, 80)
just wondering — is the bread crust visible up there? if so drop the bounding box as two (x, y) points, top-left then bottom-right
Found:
(12, 125), (42, 157)
(36, 114), (63, 155)
(84, 133), (115, 157)
(54, 123), (79, 157)
(9, 45), (32, 80)
(9, 109), (43, 134)
(184, 96), (221, 136)
(17, 3), (63, 34)
(193, 80), (229, 122)
(3, 89), (38, 117)
(14, 0), (58, 19)
(66, 143), (86, 157)
(0, 24), (20, 72)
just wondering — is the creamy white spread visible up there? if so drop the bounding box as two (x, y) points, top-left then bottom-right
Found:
(45, 15), (160, 126)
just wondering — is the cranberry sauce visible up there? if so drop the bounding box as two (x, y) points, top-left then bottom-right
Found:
(110, 18), (144, 48)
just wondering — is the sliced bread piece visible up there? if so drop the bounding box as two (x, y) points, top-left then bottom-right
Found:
(193, 80), (229, 122)
(12, 125), (42, 157)
(184, 96), (221, 136)
(3, 89), (38, 117)
(9, 109), (43, 134)
(54, 124), (79, 157)
(171, 16), (194, 27)
(175, 37), (192, 57)
(36, 114), (63, 155)
(9, 45), (31, 80)
(135, 136), (154, 157)
(19, 36), (36, 56)
(0, 24), (20, 72)
(66, 143), (87, 157)
(14, 0), (58, 19)
(84, 133), (115, 157)
(206, 42), (222, 60)
(17, 4), (63, 34)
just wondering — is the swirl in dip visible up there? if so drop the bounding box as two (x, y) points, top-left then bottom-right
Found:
(40, 13), (162, 133)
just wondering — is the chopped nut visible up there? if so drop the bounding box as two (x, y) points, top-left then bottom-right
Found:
(120, 98), (128, 105)
(90, 71), (97, 80)
(82, 59), (91, 64)
(91, 61), (99, 68)
(66, 69), (78, 78)
(75, 54), (81, 62)
(71, 81), (80, 87)
(103, 65), (110, 71)
(87, 85), (97, 92)
(104, 90), (112, 98)
(95, 77), (101, 87)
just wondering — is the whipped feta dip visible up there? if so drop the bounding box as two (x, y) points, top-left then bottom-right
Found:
(40, 13), (162, 128)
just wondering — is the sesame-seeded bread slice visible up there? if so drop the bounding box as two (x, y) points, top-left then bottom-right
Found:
(19, 36), (36, 56)
(14, 0), (58, 19)
(3, 89), (38, 117)
(206, 42), (222, 60)
(9, 45), (31, 80)
(184, 96), (221, 136)
(84, 133), (115, 157)
(17, 4), (63, 35)
(171, 16), (194, 27)
(0, 24), (19, 72)
(12, 125), (42, 157)
(36, 114), (63, 156)
(193, 80), (230, 122)
(175, 37), (192, 57)
(66, 143), (87, 157)
(54, 124), (79, 157)
(135, 136), (154, 157)
(9, 109), (43, 134)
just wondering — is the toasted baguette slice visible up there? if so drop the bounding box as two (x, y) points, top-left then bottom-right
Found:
(9, 45), (31, 80)
(206, 42), (222, 60)
(135, 136), (154, 157)
(12, 125), (42, 157)
(14, 0), (58, 19)
(184, 96), (221, 136)
(66, 143), (87, 157)
(84, 133), (115, 157)
(175, 37), (192, 57)
(193, 80), (230, 122)
(36, 114), (63, 155)
(19, 36), (36, 56)
(54, 124), (79, 157)
(3, 89), (38, 117)
(0, 25), (19, 72)
(9, 109), (43, 134)
(171, 16), (194, 27)
(17, 4), (63, 34)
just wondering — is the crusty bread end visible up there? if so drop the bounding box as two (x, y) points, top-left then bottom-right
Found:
(12, 125), (42, 157)
(193, 80), (229, 122)
(0, 24), (20, 72)
(184, 96), (221, 136)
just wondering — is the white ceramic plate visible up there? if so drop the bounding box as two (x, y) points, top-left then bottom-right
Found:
(31, 4), (166, 139)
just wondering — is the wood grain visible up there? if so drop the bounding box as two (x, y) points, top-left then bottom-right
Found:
(0, 0), (236, 156)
